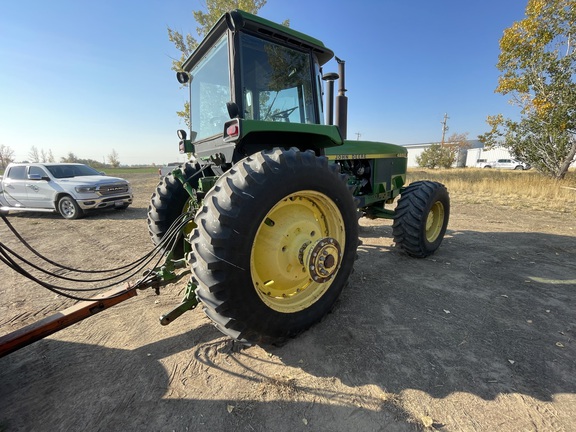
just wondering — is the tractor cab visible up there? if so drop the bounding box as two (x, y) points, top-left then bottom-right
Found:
(176, 10), (344, 164)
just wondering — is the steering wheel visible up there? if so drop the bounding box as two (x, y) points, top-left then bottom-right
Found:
(271, 106), (298, 121)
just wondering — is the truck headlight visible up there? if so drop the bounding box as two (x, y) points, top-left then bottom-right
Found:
(75, 186), (97, 193)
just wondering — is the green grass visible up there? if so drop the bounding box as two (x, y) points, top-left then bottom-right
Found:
(104, 166), (159, 175)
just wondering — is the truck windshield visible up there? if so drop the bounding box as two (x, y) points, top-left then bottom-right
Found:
(45, 164), (101, 178)
(239, 33), (316, 124)
(191, 34), (231, 141)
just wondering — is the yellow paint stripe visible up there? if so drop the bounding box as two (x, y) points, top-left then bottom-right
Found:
(326, 153), (407, 160)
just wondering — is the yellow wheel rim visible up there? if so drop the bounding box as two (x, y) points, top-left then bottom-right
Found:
(250, 190), (346, 313)
(425, 201), (445, 243)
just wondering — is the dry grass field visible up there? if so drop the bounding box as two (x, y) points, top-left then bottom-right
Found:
(407, 168), (576, 214)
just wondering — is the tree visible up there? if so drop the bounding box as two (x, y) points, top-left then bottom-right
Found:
(0, 144), (15, 169)
(168, 0), (267, 72)
(167, 0), (267, 126)
(61, 152), (79, 163)
(29, 146), (55, 163)
(108, 149), (120, 168)
(416, 133), (469, 169)
(480, 0), (576, 179)
(29, 146), (40, 163)
(416, 144), (456, 169)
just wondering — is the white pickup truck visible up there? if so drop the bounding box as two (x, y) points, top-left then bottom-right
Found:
(0, 163), (133, 219)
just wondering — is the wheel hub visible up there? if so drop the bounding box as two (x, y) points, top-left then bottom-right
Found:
(305, 238), (341, 283)
(250, 190), (346, 313)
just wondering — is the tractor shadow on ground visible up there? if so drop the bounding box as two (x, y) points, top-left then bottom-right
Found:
(0, 324), (415, 432)
(276, 228), (576, 402)
(1, 229), (575, 430)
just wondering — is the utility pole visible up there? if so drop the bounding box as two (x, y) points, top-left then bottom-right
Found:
(440, 113), (449, 146)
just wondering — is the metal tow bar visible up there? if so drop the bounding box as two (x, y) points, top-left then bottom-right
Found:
(0, 284), (138, 358)
(0, 258), (198, 359)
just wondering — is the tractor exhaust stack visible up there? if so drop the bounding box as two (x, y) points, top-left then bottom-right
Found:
(335, 57), (348, 139)
(322, 72), (339, 126)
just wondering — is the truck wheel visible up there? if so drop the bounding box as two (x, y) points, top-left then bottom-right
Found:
(147, 161), (200, 258)
(392, 181), (449, 258)
(190, 148), (359, 345)
(58, 195), (84, 220)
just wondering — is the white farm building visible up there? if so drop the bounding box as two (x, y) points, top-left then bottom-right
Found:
(402, 140), (516, 168)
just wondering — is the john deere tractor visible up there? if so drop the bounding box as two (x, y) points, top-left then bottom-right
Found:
(147, 10), (449, 345)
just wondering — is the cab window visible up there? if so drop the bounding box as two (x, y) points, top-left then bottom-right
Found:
(190, 34), (231, 141)
(239, 33), (316, 124)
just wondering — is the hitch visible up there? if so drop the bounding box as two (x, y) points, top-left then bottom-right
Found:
(159, 279), (198, 325)
(142, 254), (188, 294)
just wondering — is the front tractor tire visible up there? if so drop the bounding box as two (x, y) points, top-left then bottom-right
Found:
(147, 162), (200, 259)
(392, 181), (450, 258)
(190, 148), (359, 345)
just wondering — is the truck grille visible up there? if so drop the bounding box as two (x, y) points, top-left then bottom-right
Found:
(99, 183), (129, 196)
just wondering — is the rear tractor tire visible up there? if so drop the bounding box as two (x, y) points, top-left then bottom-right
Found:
(147, 161), (201, 259)
(190, 148), (359, 345)
(392, 181), (450, 258)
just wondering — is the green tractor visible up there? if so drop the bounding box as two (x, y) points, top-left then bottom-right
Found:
(147, 10), (449, 345)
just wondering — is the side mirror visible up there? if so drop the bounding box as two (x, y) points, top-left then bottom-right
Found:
(176, 72), (189, 84)
(227, 101), (240, 119)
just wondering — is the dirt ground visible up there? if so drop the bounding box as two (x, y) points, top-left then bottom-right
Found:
(1, 172), (575, 432)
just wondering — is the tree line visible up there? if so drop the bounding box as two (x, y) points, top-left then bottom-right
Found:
(0, 145), (121, 170)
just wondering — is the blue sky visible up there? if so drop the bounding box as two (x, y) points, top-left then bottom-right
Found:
(0, 1), (527, 165)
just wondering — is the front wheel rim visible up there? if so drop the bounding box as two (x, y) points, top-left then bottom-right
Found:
(425, 201), (444, 242)
(250, 190), (346, 313)
(60, 200), (75, 217)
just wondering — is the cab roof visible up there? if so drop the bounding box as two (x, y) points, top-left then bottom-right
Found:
(182, 9), (335, 71)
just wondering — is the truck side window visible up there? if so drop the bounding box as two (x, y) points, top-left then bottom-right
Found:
(29, 166), (48, 178)
(7, 166), (26, 180)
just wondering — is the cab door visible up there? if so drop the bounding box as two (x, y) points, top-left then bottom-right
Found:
(2, 165), (29, 207)
(25, 165), (54, 208)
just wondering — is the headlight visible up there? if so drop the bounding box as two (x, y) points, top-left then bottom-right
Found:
(75, 185), (97, 193)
